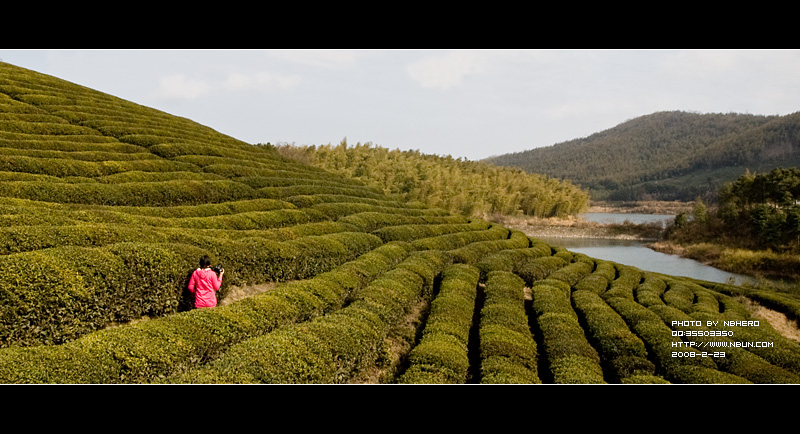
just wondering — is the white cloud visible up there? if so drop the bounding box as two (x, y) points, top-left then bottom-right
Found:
(223, 71), (301, 92)
(405, 51), (491, 90)
(155, 74), (210, 100)
(265, 49), (362, 70)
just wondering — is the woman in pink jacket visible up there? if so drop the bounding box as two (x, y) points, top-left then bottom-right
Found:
(187, 256), (224, 308)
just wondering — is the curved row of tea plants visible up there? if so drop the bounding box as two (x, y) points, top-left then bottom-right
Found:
(167, 250), (452, 384)
(478, 271), (541, 383)
(0, 231), (383, 347)
(0, 241), (416, 383)
(399, 264), (481, 384)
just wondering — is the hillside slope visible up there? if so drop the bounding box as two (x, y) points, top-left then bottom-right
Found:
(484, 111), (800, 201)
(0, 61), (454, 346)
(0, 62), (798, 384)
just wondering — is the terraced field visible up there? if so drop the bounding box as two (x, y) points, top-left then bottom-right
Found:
(0, 62), (799, 384)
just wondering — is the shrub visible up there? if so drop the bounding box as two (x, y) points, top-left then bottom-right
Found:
(399, 334), (470, 384)
(176, 251), (447, 384)
(400, 264), (480, 384)
(531, 281), (605, 383)
(573, 260), (616, 294)
(604, 296), (734, 383)
(572, 289), (654, 381)
(0, 240), (412, 383)
(411, 225), (510, 251)
(516, 256), (568, 286)
(479, 271), (540, 383)
(654, 304), (800, 383)
(602, 266), (643, 300)
(449, 230), (531, 265)
(372, 221), (489, 243)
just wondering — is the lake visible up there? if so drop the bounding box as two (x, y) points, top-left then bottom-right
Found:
(536, 213), (755, 285)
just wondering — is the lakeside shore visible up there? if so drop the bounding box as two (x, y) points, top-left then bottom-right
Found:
(586, 200), (693, 215)
(493, 200), (689, 241)
(495, 211), (800, 282)
(647, 240), (800, 282)
(496, 215), (665, 241)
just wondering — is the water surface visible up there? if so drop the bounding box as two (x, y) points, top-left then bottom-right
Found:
(534, 235), (755, 286)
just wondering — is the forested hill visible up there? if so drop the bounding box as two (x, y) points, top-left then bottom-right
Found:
(483, 111), (800, 202)
(274, 141), (589, 219)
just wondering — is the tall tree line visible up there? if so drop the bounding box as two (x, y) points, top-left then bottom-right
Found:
(671, 167), (800, 252)
(272, 140), (589, 219)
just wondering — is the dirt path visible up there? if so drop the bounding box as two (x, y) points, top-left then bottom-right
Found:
(219, 282), (278, 306)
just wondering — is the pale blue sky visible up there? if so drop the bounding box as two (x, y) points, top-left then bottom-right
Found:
(2, 49), (799, 161)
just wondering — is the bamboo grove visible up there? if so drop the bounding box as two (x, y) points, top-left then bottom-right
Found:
(272, 141), (589, 219)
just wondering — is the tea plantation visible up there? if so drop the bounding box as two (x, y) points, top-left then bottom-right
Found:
(0, 62), (798, 384)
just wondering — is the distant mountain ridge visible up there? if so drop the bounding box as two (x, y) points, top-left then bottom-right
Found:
(483, 110), (800, 202)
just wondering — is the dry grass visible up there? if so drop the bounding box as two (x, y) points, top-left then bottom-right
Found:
(588, 200), (693, 215)
(219, 282), (278, 306)
(738, 296), (800, 343)
(646, 241), (688, 256)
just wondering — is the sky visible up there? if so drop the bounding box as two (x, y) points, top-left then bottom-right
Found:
(2, 49), (799, 161)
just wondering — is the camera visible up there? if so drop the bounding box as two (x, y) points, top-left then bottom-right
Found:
(212, 265), (224, 275)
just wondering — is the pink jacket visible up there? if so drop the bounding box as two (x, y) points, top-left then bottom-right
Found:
(188, 268), (223, 308)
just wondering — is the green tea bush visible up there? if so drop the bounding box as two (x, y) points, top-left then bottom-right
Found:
(337, 212), (466, 233)
(102, 197), (296, 218)
(0, 154), (199, 178)
(399, 333), (471, 384)
(661, 279), (698, 313)
(479, 271), (540, 384)
(531, 283), (605, 383)
(602, 266), (643, 300)
(544, 259), (594, 288)
(0, 241), (411, 383)
(573, 260), (616, 295)
(0, 250), (94, 347)
(419, 264), (480, 345)
(234, 175), (355, 190)
(175, 250), (447, 383)
(99, 170), (225, 183)
(259, 185), (388, 201)
(289, 193), (424, 210)
(149, 142), (275, 161)
(311, 202), (439, 220)
(174, 326), (338, 384)
(0, 147), (159, 163)
(572, 289), (656, 381)
(372, 221), (490, 243)
(552, 246), (574, 262)
(0, 179), (259, 206)
(652, 304), (800, 383)
(0, 136), (142, 153)
(449, 229), (531, 265)
(603, 296), (743, 383)
(411, 225), (510, 251)
(634, 273), (668, 307)
(516, 256), (568, 286)
(690, 285), (722, 315)
(474, 242), (551, 279)
(0, 231), (382, 348)
(399, 264), (480, 384)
